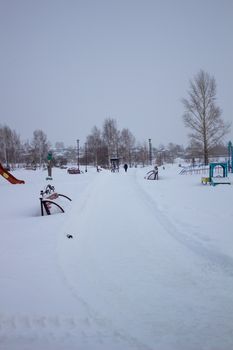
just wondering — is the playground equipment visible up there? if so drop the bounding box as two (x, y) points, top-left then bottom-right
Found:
(180, 164), (209, 175)
(40, 184), (72, 216)
(0, 163), (25, 184)
(201, 162), (231, 186)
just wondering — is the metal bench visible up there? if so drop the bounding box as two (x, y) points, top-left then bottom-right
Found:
(145, 169), (159, 180)
(40, 184), (72, 216)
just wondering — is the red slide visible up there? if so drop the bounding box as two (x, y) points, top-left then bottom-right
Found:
(0, 163), (25, 184)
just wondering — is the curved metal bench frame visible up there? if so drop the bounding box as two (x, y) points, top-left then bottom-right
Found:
(145, 170), (158, 180)
(40, 185), (72, 216)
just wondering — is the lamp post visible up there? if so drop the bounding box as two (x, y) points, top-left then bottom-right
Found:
(77, 139), (80, 170)
(85, 142), (87, 172)
(228, 141), (233, 173)
(148, 138), (152, 166)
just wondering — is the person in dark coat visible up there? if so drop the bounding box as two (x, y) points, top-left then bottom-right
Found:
(124, 163), (128, 172)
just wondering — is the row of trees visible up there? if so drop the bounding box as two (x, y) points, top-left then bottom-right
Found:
(0, 126), (50, 167)
(0, 119), (229, 169)
(0, 70), (231, 168)
(0, 120), (186, 168)
(84, 71), (231, 167)
(85, 119), (136, 167)
(84, 119), (189, 167)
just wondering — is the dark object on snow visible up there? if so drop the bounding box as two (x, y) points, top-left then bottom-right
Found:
(66, 234), (73, 239)
(124, 163), (128, 172)
(110, 157), (120, 172)
(67, 167), (81, 174)
(145, 166), (159, 180)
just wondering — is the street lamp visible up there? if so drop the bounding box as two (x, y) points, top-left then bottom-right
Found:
(77, 139), (80, 170)
(85, 142), (87, 172)
(148, 138), (152, 166)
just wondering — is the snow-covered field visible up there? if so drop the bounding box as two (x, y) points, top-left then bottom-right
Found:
(1, 164), (233, 350)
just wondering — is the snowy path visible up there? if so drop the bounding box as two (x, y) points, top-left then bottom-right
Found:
(1, 167), (233, 349)
(58, 169), (233, 350)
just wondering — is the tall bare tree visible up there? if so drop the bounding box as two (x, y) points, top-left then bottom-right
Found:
(31, 129), (50, 166)
(137, 142), (148, 167)
(86, 126), (107, 166)
(0, 125), (22, 166)
(182, 70), (231, 164)
(119, 128), (136, 166)
(102, 118), (120, 163)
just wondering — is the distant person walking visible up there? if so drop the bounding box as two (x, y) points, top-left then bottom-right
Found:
(124, 163), (128, 172)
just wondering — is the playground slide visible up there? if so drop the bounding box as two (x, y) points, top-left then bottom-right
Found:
(0, 163), (25, 184)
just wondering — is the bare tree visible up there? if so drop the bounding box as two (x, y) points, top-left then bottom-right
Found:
(0, 126), (6, 163)
(137, 142), (148, 167)
(0, 125), (22, 167)
(182, 70), (231, 164)
(31, 129), (50, 166)
(119, 128), (136, 166)
(86, 126), (105, 166)
(102, 118), (120, 163)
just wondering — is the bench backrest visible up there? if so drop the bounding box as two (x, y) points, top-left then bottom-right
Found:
(45, 192), (59, 200)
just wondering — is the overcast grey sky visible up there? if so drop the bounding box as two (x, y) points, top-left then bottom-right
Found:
(0, 0), (233, 147)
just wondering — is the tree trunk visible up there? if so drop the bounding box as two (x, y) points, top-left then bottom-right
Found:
(203, 139), (208, 165)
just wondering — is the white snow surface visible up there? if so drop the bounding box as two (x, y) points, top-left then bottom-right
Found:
(1, 164), (233, 350)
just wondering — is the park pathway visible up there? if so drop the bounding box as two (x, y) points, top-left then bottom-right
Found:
(58, 168), (233, 350)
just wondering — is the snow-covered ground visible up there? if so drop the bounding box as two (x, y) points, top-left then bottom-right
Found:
(1, 164), (233, 350)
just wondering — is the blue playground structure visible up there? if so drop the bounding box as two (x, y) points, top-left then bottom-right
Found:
(202, 162), (231, 186)
(209, 162), (231, 186)
(201, 142), (232, 186)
